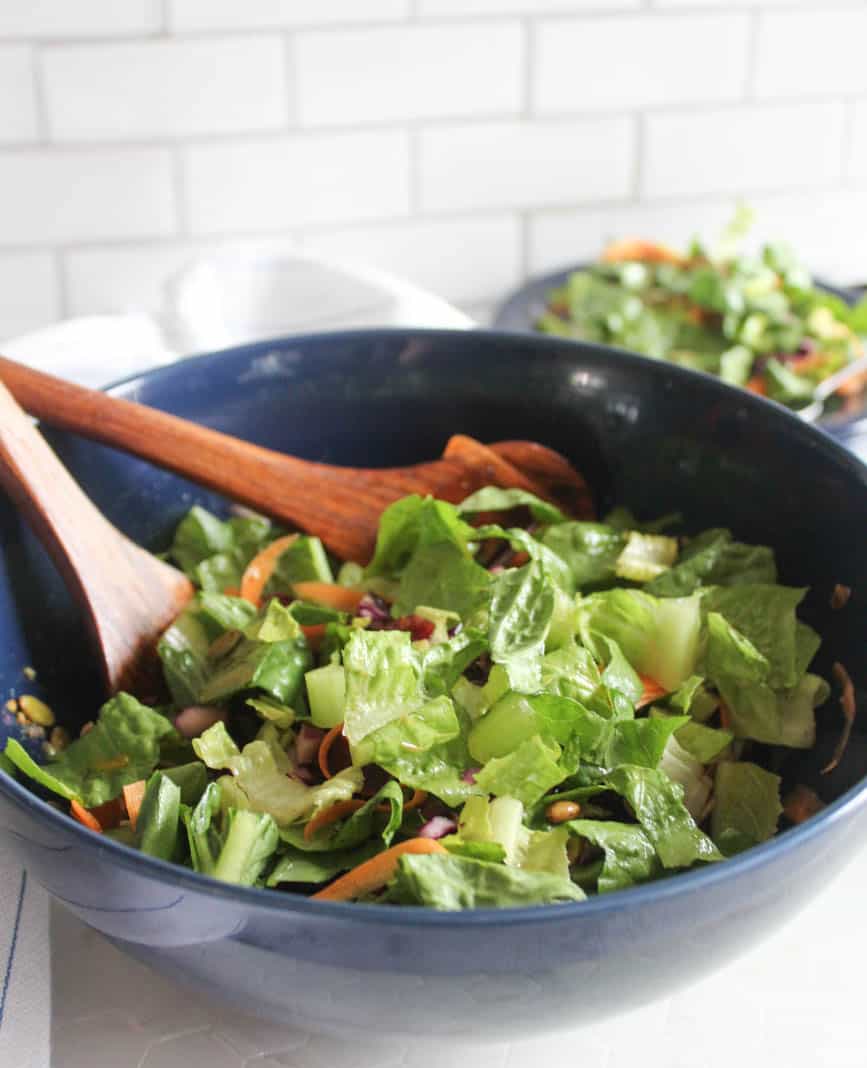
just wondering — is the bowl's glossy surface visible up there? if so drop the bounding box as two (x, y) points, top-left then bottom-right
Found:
(1, 329), (867, 1039)
(493, 264), (867, 461)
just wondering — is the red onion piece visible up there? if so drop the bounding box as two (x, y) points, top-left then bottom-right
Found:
(418, 815), (457, 839)
(174, 705), (226, 738)
(295, 722), (325, 766)
(290, 765), (318, 785)
(461, 767), (479, 784)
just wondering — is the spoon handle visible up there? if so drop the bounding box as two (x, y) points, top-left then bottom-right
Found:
(0, 380), (191, 693)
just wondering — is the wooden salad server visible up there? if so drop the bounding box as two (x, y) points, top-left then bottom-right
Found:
(0, 380), (193, 695)
(0, 356), (594, 565)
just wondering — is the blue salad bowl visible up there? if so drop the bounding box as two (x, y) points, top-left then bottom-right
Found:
(0, 329), (865, 1038)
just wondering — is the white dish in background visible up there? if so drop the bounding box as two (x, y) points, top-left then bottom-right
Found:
(161, 246), (474, 354)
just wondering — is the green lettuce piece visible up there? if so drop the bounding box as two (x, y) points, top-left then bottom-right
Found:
(488, 561), (554, 692)
(441, 838), (507, 863)
(192, 720), (239, 767)
(200, 634), (311, 705)
(266, 841), (379, 886)
(136, 772), (182, 861)
(184, 781), (224, 875)
(474, 525), (574, 594)
(452, 664), (509, 721)
(289, 601), (347, 626)
(195, 723), (364, 825)
(422, 628), (488, 698)
(705, 611), (770, 685)
(703, 584), (806, 689)
(160, 761), (208, 807)
(197, 592), (257, 635)
(646, 528), (776, 596)
(711, 761), (782, 856)
(265, 535), (333, 593)
(541, 522), (625, 589)
(795, 621), (821, 676)
(668, 675), (706, 714)
(658, 734), (712, 820)
(674, 719), (733, 763)
(615, 532), (678, 582)
(365, 495), (474, 578)
(597, 636), (643, 707)
(354, 695), (461, 769)
(579, 589), (701, 691)
(169, 505), (234, 575)
(246, 695), (295, 729)
(721, 673), (827, 748)
(342, 630), (424, 748)
(541, 640), (632, 721)
(213, 808), (279, 886)
(606, 765), (721, 868)
(329, 780), (404, 850)
(608, 715), (690, 769)
(457, 486), (568, 525)
(243, 599), (302, 643)
(474, 735), (566, 807)
(4, 694), (176, 807)
(157, 607), (212, 707)
(567, 819), (661, 893)
(389, 853), (584, 910)
(520, 826), (571, 880)
(395, 541), (492, 618)
(604, 507), (681, 535)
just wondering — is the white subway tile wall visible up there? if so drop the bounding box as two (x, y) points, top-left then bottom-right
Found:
(1, 2), (865, 341)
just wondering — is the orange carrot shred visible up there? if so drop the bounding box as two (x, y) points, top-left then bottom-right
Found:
(312, 838), (447, 902)
(239, 533), (299, 607)
(304, 799), (366, 841)
(719, 702), (732, 730)
(292, 582), (364, 614)
(70, 799), (103, 833)
(635, 675), (668, 710)
(318, 722), (344, 780)
(123, 780), (147, 832)
(88, 796), (125, 831)
(403, 789), (427, 812)
(301, 623), (327, 653)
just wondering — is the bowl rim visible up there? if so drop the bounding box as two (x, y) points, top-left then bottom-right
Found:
(3, 325), (867, 928)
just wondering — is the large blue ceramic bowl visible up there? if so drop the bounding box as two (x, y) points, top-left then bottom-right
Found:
(1, 329), (866, 1039)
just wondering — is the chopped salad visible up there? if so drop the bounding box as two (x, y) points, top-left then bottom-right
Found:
(2, 487), (844, 909)
(537, 208), (867, 410)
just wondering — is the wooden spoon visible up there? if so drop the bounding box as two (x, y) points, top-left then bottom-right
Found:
(0, 356), (593, 564)
(0, 381), (193, 695)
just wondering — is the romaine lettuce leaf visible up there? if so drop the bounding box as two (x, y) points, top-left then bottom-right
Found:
(4, 693), (176, 807)
(720, 672), (827, 748)
(265, 534), (333, 592)
(615, 532), (678, 582)
(184, 781), (223, 875)
(457, 486), (568, 525)
(608, 715), (690, 770)
(266, 841), (379, 885)
(354, 695), (461, 768)
(519, 826), (571, 879)
(136, 772), (182, 861)
(422, 628), (488, 697)
(474, 525), (574, 594)
(395, 541), (492, 617)
(566, 819), (661, 892)
(646, 528), (776, 596)
(328, 780), (404, 850)
(703, 584), (806, 689)
(389, 852), (584, 909)
(606, 765), (721, 868)
(365, 495), (474, 578)
(540, 522), (625, 589)
(488, 561), (554, 692)
(213, 808), (279, 886)
(474, 735), (566, 807)
(200, 634), (311, 705)
(342, 630), (424, 748)
(711, 761), (782, 856)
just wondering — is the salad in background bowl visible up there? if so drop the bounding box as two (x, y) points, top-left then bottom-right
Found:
(495, 208), (867, 416)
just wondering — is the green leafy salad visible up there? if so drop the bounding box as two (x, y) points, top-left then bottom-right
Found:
(2, 487), (838, 909)
(537, 208), (867, 410)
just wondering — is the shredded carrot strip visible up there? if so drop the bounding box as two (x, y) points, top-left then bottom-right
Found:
(635, 675), (668, 710)
(745, 376), (767, 396)
(719, 702), (732, 730)
(292, 582), (364, 614)
(123, 780), (147, 831)
(239, 533), (299, 607)
(312, 838), (447, 902)
(318, 722), (344, 779)
(70, 799), (103, 833)
(403, 789), (427, 812)
(301, 623), (327, 652)
(304, 799), (366, 841)
(822, 661), (857, 774)
(88, 796), (125, 831)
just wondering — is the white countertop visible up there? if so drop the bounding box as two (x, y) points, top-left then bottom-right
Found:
(52, 842), (867, 1068)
